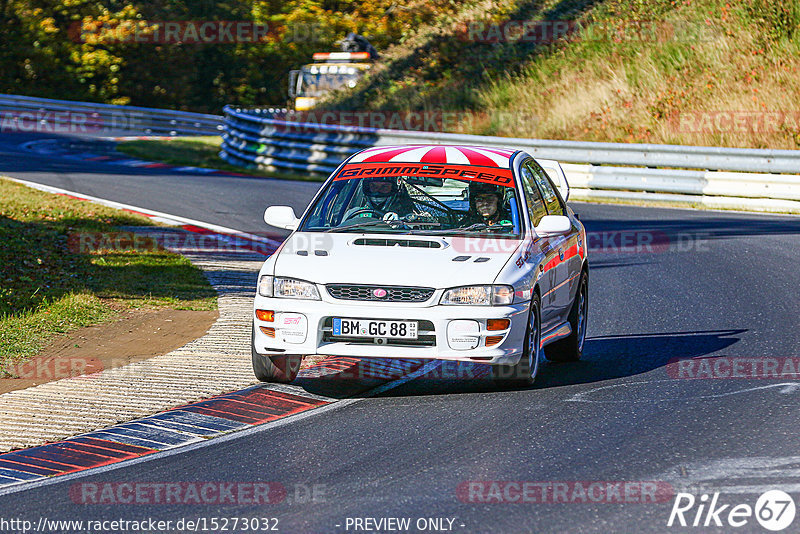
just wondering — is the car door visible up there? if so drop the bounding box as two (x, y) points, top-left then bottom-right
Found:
(518, 162), (561, 332)
(526, 160), (579, 322)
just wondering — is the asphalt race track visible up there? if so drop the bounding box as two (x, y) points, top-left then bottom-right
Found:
(1, 133), (799, 533)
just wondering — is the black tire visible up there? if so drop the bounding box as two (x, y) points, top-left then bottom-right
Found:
(492, 294), (542, 386)
(544, 270), (588, 362)
(251, 326), (302, 383)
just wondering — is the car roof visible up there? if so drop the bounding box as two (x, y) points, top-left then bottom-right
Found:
(349, 145), (517, 169)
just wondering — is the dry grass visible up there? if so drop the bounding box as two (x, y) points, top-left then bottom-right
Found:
(329, 0), (800, 149)
(483, 14), (800, 148)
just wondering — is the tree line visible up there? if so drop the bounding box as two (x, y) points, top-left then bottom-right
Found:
(0, 0), (458, 113)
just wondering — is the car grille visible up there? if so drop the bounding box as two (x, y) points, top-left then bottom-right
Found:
(322, 318), (436, 347)
(326, 284), (435, 303)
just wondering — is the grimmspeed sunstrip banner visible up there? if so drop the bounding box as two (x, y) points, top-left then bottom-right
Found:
(334, 163), (515, 187)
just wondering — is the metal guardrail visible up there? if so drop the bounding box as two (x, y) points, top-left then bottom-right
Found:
(0, 94), (224, 136)
(4, 94), (795, 212)
(221, 106), (800, 213)
(220, 107), (374, 174)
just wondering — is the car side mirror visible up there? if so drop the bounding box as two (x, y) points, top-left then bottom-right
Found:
(264, 206), (300, 231)
(535, 215), (571, 237)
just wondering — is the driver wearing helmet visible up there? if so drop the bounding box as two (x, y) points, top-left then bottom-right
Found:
(346, 176), (417, 220)
(461, 181), (512, 227)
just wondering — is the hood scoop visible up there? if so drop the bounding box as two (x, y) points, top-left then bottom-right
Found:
(352, 237), (443, 249)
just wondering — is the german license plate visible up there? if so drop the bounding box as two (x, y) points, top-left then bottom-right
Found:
(332, 318), (418, 339)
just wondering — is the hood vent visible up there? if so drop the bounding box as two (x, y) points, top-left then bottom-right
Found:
(352, 238), (442, 249)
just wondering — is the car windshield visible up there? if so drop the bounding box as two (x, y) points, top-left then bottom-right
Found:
(299, 163), (522, 237)
(297, 66), (363, 98)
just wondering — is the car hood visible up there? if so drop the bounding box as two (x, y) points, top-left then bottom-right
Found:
(272, 232), (522, 288)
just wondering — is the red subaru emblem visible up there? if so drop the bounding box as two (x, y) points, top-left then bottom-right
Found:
(373, 288), (388, 298)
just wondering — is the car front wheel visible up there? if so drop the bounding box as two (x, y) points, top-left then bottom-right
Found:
(492, 293), (542, 386)
(251, 325), (303, 383)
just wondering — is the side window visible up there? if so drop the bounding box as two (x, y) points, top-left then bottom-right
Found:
(527, 161), (564, 216)
(305, 179), (357, 227)
(519, 164), (548, 227)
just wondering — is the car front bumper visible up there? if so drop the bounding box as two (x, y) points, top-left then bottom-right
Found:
(252, 296), (531, 366)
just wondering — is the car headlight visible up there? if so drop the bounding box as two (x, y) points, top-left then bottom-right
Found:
(273, 277), (321, 300)
(258, 275), (273, 297)
(440, 285), (514, 306)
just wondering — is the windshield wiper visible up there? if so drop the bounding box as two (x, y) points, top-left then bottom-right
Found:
(415, 223), (514, 235)
(324, 219), (441, 232)
(323, 219), (394, 232)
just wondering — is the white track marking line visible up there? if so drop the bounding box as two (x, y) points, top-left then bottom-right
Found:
(3, 176), (279, 247)
(567, 379), (800, 403)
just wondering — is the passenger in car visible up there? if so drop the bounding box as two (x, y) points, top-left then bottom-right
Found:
(460, 182), (512, 228)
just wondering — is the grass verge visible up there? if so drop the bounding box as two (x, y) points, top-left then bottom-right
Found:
(0, 177), (217, 371)
(115, 136), (326, 182)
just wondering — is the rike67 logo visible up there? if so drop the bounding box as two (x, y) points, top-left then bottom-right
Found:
(668, 490), (796, 531)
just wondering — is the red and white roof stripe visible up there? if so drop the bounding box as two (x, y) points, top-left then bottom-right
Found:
(350, 145), (516, 168)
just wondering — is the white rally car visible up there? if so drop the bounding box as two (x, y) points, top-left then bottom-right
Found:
(253, 145), (588, 384)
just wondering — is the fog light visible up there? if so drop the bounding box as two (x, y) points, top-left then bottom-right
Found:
(447, 320), (480, 350)
(259, 326), (275, 338)
(487, 319), (510, 331)
(256, 309), (274, 322)
(485, 335), (503, 347)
